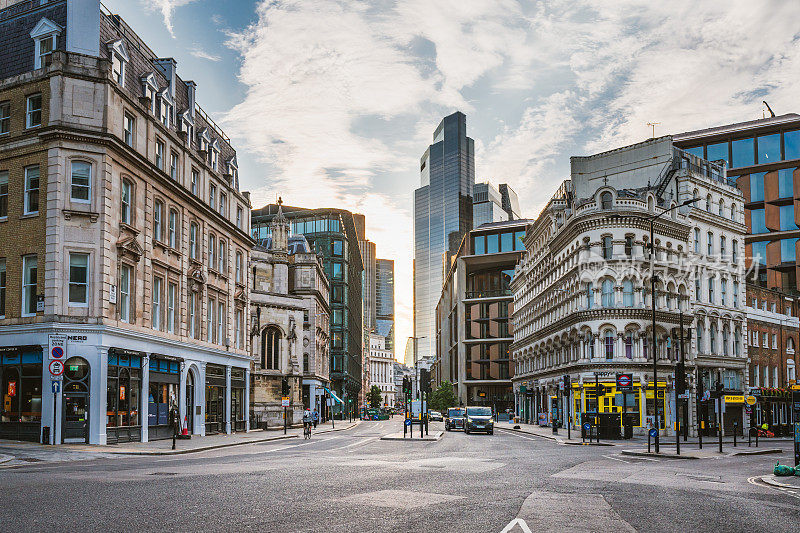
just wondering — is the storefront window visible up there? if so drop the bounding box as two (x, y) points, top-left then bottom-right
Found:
(205, 364), (227, 434)
(148, 357), (179, 437)
(0, 351), (43, 431)
(107, 351), (141, 429)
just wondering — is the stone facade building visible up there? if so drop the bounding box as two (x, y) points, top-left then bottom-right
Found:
(250, 204), (331, 425)
(0, 0), (252, 445)
(511, 137), (747, 438)
(368, 333), (395, 408)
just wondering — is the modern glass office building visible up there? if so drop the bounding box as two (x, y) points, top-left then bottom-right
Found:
(414, 112), (475, 360)
(251, 205), (363, 407)
(376, 259), (395, 353)
(674, 113), (800, 292)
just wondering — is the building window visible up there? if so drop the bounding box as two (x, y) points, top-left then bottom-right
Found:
(209, 183), (216, 210)
(0, 259), (6, 317)
(772, 333), (778, 349)
(695, 278), (701, 302)
(600, 192), (613, 210)
(189, 222), (198, 260)
(169, 152), (179, 181)
(706, 231), (713, 255)
(624, 332), (633, 359)
(155, 139), (164, 170)
(708, 277), (714, 303)
(721, 279), (727, 306)
(262, 327), (280, 370)
(733, 281), (739, 308)
(167, 282), (176, 334)
(207, 297), (215, 342)
(217, 301), (225, 344)
(209, 234), (216, 270)
(112, 52), (125, 86)
(601, 279), (614, 308)
(705, 194), (711, 212)
(781, 238), (798, 262)
(709, 324), (717, 353)
(69, 161), (91, 202)
(24, 166), (39, 215)
(236, 206), (243, 230)
(191, 169), (199, 195)
(68, 252), (89, 305)
(33, 30), (57, 69)
(0, 101), (9, 134)
(235, 251), (242, 283)
(602, 236), (613, 260)
(623, 279), (634, 306)
(218, 239), (226, 273)
(189, 291), (197, 338)
(121, 179), (132, 224)
(123, 113), (135, 146)
(720, 236), (726, 257)
(219, 193), (227, 217)
(119, 264), (131, 322)
(152, 276), (163, 330)
(604, 330), (614, 360)
(24, 94), (41, 131)
(0, 171), (8, 219)
(153, 199), (163, 242)
(168, 209), (178, 248)
(763, 332), (769, 348)
(732, 240), (738, 264)
(586, 282), (594, 309)
(235, 309), (243, 349)
(21, 255), (38, 316)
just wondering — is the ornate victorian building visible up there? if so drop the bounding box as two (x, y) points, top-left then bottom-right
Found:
(511, 137), (747, 437)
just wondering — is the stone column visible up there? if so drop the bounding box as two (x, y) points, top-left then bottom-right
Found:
(178, 360), (187, 437)
(94, 345), (109, 445)
(141, 354), (150, 442)
(225, 365), (232, 434)
(199, 362), (207, 436)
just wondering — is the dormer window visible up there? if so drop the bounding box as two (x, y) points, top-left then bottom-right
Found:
(140, 73), (159, 115)
(30, 18), (63, 70)
(178, 110), (194, 141)
(198, 127), (211, 154)
(209, 139), (220, 171)
(157, 88), (173, 128)
(106, 40), (130, 88)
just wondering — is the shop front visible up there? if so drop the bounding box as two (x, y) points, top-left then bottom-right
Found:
(751, 387), (793, 436)
(231, 368), (246, 432)
(0, 347), (43, 442)
(572, 380), (667, 438)
(205, 364), (226, 434)
(148, 355), (180, 441)
(106, 349), (143, 444)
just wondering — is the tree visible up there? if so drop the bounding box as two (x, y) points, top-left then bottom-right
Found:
(368, 385), (383, 408)
(429, 381), (457, 412)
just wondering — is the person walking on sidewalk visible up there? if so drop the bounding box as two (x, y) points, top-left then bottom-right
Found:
(312, 409), (319, 429)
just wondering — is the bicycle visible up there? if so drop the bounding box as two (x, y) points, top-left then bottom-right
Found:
(303, 422), (312, 439)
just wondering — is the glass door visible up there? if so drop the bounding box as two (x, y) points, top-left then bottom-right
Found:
(63, 393), (88, 443)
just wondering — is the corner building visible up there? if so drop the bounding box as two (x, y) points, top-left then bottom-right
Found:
(0, 0), (253, 444)
(512, 137), (747, 438)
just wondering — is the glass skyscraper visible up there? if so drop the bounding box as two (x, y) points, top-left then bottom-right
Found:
(376, 259), (395, 354)
(414, 112), (475, 360)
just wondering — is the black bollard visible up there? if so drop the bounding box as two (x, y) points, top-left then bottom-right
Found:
(648, 432), (651, 454)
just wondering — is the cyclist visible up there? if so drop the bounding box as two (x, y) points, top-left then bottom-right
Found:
(303, 408), (313, 438)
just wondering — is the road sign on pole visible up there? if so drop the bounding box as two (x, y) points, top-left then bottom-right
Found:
(51, 380), (61, 394)
(616, 373), (633, 391)
(48, 334), (67, 360)
(49, 360), (64, 377)
(281, 397), (290, 407)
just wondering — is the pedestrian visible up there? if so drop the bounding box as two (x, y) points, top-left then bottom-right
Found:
(312, 409), (319, 429)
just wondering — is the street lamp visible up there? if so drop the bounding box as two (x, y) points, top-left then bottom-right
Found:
(647, 197), (698, 453)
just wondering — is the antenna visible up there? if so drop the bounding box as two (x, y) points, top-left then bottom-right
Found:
(647, 122), (661, 139)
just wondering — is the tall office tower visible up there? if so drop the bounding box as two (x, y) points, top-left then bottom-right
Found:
(375, 259), (395, 354)
(353, 214), (377, 332)
(498, 184), (521, 220)
(473, 182), (510, 227)
(413, 112), (475, 360)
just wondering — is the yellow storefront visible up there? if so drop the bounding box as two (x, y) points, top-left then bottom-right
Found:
(572, 381), (667, 430)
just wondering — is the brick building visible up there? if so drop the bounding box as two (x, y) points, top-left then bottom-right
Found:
(0, 0), (252, 444)
(744, 282), (799, 435)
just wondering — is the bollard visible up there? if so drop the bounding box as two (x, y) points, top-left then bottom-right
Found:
(648, 432), (651, 454)
(733, 423), (737, 448)
(748, 428), (751, 447)
(756, 428), (759, 447)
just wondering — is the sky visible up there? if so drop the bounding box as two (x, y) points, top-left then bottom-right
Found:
(111, 0), (800, 361)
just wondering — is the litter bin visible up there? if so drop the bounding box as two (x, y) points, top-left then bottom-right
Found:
(42, 426), (50, 445)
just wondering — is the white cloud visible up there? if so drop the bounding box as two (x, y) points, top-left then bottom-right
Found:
(143, 0), (197, 37)
(190, 45), (221, 62)
(221, 0), (800, 358)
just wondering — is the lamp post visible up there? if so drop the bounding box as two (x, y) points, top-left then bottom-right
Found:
(647, 197), (698, 453)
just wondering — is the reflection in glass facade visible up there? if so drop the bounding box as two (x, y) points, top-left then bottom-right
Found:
(751, 209), (767, 234)
(414, 112), (475, 359)
(779, 168), (794, 198)
(781, 238), (798, 262)
(375, 259), (394, 352)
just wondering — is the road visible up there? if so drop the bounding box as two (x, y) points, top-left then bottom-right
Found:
(1, 420), (798, 532)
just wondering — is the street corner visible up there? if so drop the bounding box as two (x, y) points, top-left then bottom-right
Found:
(620, 449), (701, 460)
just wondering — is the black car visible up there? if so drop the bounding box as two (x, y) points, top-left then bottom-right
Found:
(464, 406), (494, 435)
(445, 408), (465, 431)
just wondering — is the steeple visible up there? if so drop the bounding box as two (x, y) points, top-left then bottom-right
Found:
(271, 197), (289, 253)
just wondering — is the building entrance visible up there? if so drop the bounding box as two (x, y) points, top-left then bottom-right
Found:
(185, 371), (195, 434)
(63, 392), (89, 443)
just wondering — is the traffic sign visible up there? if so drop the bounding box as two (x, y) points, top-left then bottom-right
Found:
(616, 373), (633, 391)
(48, 334), (67, 361)
(51, 380), (61, 394)
(405, 419), (412, 426)
(49, 360), (64, 377)
(649, 428), (658, 438)
(583, 422), (591, 432)
(677, 393), (689, 399)
(745, 395), (757, 406)
(281, 397), (290, 407)
(51, 346), (64, 360)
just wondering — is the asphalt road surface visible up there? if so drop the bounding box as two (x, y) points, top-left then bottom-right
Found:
(1, 420), (798, 532)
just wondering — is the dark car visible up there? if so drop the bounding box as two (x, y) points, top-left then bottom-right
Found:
(464, 406), (494, 435)
(445, 408), (465, 431)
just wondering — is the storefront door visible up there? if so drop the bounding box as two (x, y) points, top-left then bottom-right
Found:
(185, 372), (194, 434)
(63, 393), (89, 443)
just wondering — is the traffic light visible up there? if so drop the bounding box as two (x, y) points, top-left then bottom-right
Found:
(420, 369), (431, 393)
(402, 376), (411, 395)
(675, 361), (686, 395)
(281, 377), (289, 396)
(715, 381), (724, 396)
(596, 384), (605, 395)
(563, 375), (570, 392)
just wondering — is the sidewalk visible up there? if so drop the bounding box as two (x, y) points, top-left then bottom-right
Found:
(620, 447), (785, 460)
(0, 419), (360, 459)
(497, 422), (614, 446)
(380, 419), (443, 441)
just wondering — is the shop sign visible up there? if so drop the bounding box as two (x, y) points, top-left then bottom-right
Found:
(791, 384), (800, 391)
(616, 373), (633, 391)
(724, 395), (744, 404)
(49, 334), (67, 360)
(745, 395), (757, 406)
(7, 381), (16, 397)
(109, 284), (117, 305)
(120, 386), (126, 401)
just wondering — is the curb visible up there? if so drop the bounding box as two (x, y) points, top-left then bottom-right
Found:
(620, 450), (699, 460)
(0, 454), (13, 464)
(316, 421), (360, 435)
(103, 434), (299, 455)
(760, 474), (800, 489)
(729, 448), (783, 456)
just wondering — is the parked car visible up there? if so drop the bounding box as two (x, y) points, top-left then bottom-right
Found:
(429, 410), (443, 421)
(445, 408), (465, 431)
(464, 406), (494, 435)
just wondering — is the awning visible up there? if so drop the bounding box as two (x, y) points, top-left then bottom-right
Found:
(324, 388), (345, 405)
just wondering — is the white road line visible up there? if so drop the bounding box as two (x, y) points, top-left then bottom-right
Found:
(497, 430), (543, 442)
(602, 454), (631, 464)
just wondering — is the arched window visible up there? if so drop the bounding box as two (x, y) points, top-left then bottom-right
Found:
(788, 337), (796, 353)
(730, 203), (736, 222)
(734, 328), (742, 356)
(706, 194), (712, 212)
(189, 222), (199, 260)
(586, 282), (594, 309)
(722, 325), (730, 356)
(718, 199), (724, 217)
(710, 323), (718, 353)
(622, 280), (634, 307)
(604, 330), (615, 360)
(261, 327), (280, 370)
(697, 323), (705, 354)
(624, 332), (633, 359)
(168, 209), (179, 248)
(601, 279), (614, 307)
(602, 235), (613, 259)
(600, 192), (613, 210)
